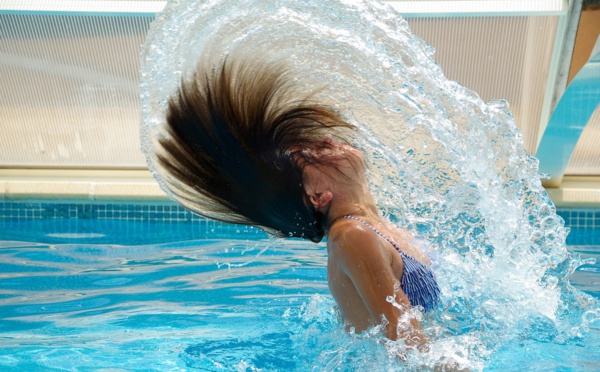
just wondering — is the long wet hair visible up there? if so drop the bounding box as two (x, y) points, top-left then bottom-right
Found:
(156, 57), (355, 242)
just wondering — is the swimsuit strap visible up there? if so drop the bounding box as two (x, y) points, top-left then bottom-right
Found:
(333, 215), (409, 258)
(333, 214), (441, 312)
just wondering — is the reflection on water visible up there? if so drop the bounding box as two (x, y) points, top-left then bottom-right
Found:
(45, 233), (106, 239)
(0, 233), (328, 370)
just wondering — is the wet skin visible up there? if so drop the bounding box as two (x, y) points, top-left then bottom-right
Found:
(300, 136), (429, 344)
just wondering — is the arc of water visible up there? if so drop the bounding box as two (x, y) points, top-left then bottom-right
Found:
(536, 36), (600, 188)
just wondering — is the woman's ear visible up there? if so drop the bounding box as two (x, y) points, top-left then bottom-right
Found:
(303, 165), (333, 211)
(308, 191), (333, 210)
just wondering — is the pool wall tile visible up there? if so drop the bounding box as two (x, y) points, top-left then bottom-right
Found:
(0, 201), (209, 223)
(556, 208), (600, 245)
(0, 201), (269, 242)
(0, 201), (598, 244)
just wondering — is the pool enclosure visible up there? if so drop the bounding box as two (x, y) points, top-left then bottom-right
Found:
(0, 0), (599, 207)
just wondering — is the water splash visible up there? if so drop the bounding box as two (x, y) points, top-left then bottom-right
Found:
(140, 0), (600, 369)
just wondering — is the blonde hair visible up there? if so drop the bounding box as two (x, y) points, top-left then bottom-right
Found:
(156, 57), (355, 241)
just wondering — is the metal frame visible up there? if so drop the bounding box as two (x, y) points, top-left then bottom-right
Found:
(0, 1), (164, 17)
(388, 0), (567, 18)
(0, 0), (568, 17)
(536, 0), (579, 152)
(536, 43), (600, 188)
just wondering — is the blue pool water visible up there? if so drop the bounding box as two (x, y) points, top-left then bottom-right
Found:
(0, 213), (599, 371)
(2, 0), (597, 368)
(133, 0), (600, 368)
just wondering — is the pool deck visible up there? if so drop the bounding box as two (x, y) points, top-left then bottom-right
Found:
(0, 169), (167, 201)
(545, 176), (600, 208)
(1, 169), (600, 208)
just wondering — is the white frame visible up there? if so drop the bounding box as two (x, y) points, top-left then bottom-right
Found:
(0, 0), (568, 17)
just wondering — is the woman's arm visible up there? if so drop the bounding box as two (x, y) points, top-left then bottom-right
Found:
(330, 224), (426, 345)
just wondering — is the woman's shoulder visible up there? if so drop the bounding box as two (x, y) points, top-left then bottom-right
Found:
(328, 218), (385, 255)
(327, 218), (397, 273)
(329, 217), (369, 239)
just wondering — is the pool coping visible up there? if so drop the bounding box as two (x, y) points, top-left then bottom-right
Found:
(2, 170), (600, 207)
(0, 169), (169, 202)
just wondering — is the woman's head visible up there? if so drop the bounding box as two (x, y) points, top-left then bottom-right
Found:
(295, 135), (367, 217)
(156, 57), (355, 242)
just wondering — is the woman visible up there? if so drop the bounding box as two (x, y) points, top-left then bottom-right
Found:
(155, 57), (440, 345)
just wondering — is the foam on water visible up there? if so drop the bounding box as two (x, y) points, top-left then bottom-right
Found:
(140, 0), (600, 369)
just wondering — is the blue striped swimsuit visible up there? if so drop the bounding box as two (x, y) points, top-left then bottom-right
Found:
(336, 215), (441, 312)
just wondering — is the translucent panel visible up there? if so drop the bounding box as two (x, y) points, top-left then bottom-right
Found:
(0, 11), (560, 168)
(407, 16), (559, 154)
(565, 106), (600, 176)
(0, 14), (151, 168)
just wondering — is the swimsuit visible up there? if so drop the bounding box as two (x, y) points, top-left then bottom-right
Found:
(335, 215), (441, 312)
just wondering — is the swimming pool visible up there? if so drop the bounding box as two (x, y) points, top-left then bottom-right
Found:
(0, 200), (599, 371)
